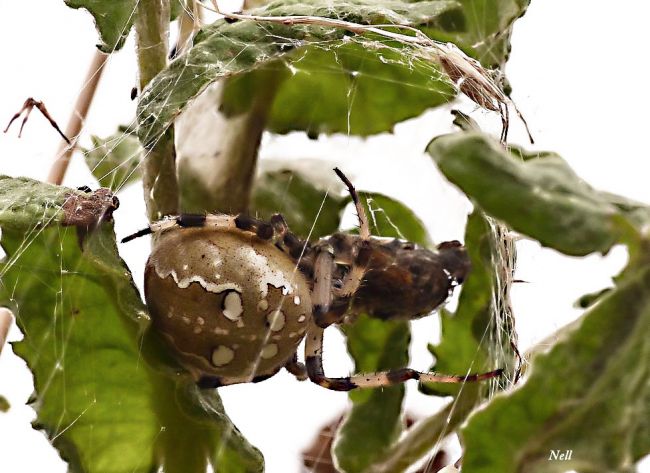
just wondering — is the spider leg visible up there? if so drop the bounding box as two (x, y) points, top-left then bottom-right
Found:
(499, 101), (509, 144)
(334, 167), (369, 239)
(4, 97), (71, 144)
(305, 320), (502, 391)
(284, 351), (308, 381)
(121, 214), (237, 242)
(121, 212), (310, 252)
(311, 243), (335, 327)
(331, 168), (373, 314)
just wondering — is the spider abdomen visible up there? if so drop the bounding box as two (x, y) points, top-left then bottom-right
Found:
(144, 226), (312, 385)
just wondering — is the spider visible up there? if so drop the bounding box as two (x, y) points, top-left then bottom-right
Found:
(122, 168), (502, 391)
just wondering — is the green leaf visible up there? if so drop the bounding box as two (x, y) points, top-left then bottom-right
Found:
(335, 194), (430, 473)
(64, 0), (137, 52)
(83, 128), (143, 191)
(251, 168), (346, 239)
(0, 175), (71, 229)
(461, 263), (650, 472)
(427, 132), (629, 256)
(221, 0), (531, 137)
(0, 176), (262, 473)
(440, 0), (531, 67)
(336, 316), (410, 473)
(138, 0), (467, 144)
(221, 38), (456, 137)
(357, 192), (431, 246)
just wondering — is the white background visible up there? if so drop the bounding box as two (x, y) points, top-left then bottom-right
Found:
(1, 0), (649, 472)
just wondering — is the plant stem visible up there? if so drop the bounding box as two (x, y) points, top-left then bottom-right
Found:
(47, 50), (108, 185)
(176, 70), (282, 214)
(367, 390), (479, 473)
(135, 0), (179, 221)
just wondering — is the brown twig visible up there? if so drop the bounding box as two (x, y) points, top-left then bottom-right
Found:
(47, 50), (109, 185)
(0, 308), (14, 356)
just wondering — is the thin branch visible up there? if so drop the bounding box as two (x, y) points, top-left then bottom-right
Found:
(47, 50), (108, 185)
(135, 0), (179, 221)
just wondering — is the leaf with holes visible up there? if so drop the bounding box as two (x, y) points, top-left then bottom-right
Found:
(461, 262), (650, 473)
(0, 176), (263, 473)
(83, 127), (143, 191)
(427, 132), (646, 256)
(335, 194), (430, 473)
(138, 0), (473, 143)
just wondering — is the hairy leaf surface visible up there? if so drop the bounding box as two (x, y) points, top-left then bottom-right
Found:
(461, 263), (650, 472)
(428, 133), (634, 256)
(0, 176), (262, 473)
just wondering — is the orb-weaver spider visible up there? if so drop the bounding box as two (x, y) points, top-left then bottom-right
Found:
(122, 168), (502, 390)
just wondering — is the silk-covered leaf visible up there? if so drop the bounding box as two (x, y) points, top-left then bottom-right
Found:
(335, 194), (430, 472)
(220, 0), (531, 137)
(64, 0), (137, 52)
(422, 210), (512, 397)
(461, 263), (650, 472)
(0, 176), (263, 473)
(137, 0), (468, 144)
(83, 127), (143, 191)
(439, 0), (531, 67)
(0, 175), (73, 228)
(251, 167), (347, 239)
(427, 132), (637, 256)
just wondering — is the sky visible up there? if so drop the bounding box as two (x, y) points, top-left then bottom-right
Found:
(0, 1), (649, 472)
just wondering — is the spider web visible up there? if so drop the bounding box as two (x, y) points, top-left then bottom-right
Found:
(0, 1), (576, 472)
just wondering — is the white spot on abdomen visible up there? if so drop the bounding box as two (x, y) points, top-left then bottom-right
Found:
(223, 291), (243, 322)
(261, 344), (278, 359)
(258, 299), (268, 311)
(294, 296), (301, 305)
(212, 346), (235, 366)
(266, 310), (286, 332)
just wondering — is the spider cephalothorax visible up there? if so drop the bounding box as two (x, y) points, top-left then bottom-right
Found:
(124, 169), (501, 391)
